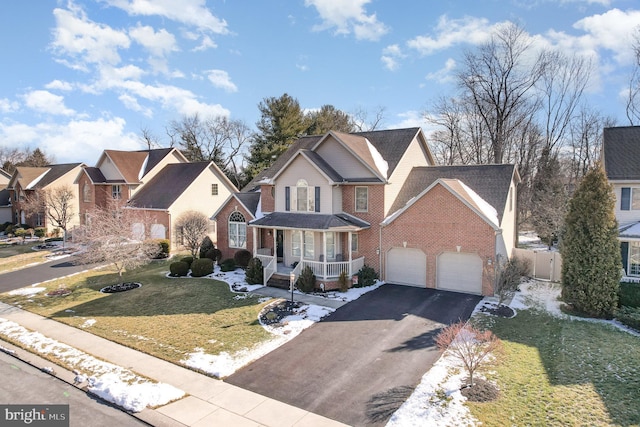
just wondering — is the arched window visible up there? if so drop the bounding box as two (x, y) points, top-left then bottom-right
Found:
(229, 211), (247, 249)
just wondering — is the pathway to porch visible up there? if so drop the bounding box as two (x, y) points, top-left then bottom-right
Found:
(249, 286), (347, 310)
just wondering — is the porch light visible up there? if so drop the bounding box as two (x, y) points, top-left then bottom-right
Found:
(289, 271), (295, 302)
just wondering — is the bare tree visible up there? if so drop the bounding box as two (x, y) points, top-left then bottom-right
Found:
(350, 105), (386, 132)
(175, 210), (210, 257)
(626, 27), (640, 125)
(436, 321), (502, 387)
(458, 22), (546, 163)
(0, 147), (26, 174)
(74, 198), (160, 282)
(22, 185), (75, 248)
(139, 126), (162, 150)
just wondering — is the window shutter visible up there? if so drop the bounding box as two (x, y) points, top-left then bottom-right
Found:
(315, 187), (320, 212)
(285, 186), (290, 211)
(621, 241), (629, 274)
(622, 188), (631, 211)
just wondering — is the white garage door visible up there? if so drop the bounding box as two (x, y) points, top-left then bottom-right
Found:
(386, 248), (426, 287)
(437, 252), (483, 294)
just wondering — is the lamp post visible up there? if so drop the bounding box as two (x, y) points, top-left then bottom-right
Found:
(289, 271), (295, 302)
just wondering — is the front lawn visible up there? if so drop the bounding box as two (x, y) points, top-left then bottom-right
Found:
(468, 286), (640, 426)
(0, 243), (52, 273)
(0, 261), (274, 368)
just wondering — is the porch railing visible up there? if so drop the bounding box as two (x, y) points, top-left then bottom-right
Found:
(256, 254), (276, 286)
(301, 256), (365, 279)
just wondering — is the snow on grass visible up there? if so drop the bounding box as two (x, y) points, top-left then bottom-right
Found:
(81, 318), (96, 328)
(181, 303), (335, 378)
(0, 318), (184, 412)
(8, 286), (46, 296)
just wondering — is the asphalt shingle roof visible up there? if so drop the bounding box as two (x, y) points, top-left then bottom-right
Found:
(234, 192), (261, 217)
(389, 164), (516, 223)
(129, 162), (210, 209)
(603, 126), (640, 180)
(37, 163), (83, 187)
(250, 211), (370, 231)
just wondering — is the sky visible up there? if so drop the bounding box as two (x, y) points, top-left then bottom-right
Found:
(1, 0), (639, 165)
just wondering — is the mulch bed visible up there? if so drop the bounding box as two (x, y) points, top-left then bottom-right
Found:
(479, 303), (515, 318)
(46, 288), (72, 297)
(259, 300), (303, 327)
(100, 282), (142, 293)
(460, 377), (499, 402)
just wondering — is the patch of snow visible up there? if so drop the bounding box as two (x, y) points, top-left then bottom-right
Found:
(0, 318), (184, 412)
(365, 138), (389, 179)
(8, 287), (46, 296)
(308, 280), (384, 302)
(458, 181), (498, 227)
(81, 319), (96, 328)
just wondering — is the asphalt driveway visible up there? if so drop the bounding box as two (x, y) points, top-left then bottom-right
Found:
(226, 284), (482, 426)
(0, 256), (101, 293)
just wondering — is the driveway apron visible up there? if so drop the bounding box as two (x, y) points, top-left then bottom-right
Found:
(226, 284), (481, 426)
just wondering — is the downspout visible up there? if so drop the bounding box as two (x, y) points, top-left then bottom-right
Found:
(379, 222), (384, 281)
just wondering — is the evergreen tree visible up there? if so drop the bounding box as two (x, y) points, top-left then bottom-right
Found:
(245, 93), (308, 180)
(530, 147), (567, 248)
(18, 148), (53, 167)
(305, 104), (354, 135)
(560, 163), (621, 318)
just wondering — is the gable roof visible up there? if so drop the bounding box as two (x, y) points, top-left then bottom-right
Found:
(603, 126), (640, 180)
(37, 163), (84, 187)
(314, 131), (388, 180)
(389, 164), (518, 223)
(211, 191), (263, 221)
(250, 211), (370, 231)
(243, 127), (429, 191)
(99, 148), (183, 184)
(8, 163), (83, 190)
(129, 162), (212, 209)
(0, 168), (10, 180)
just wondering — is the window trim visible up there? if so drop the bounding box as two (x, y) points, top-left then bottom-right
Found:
(211, 183), (219, 196)
(228, 211), (247, 249)
(355, 186), (368, 212)
(83, 183), (91, 202)
(351, 233), (359, 252)
(112, 184), (122, 199)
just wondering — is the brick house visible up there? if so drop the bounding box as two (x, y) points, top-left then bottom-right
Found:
(7, 163), (85, 234)
(0, 168), (11, 224)
(213, 128), (519, 296)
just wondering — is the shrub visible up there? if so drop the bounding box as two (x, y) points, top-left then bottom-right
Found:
(220, 258), (236, 272)
(619, 282), (640, 308)
(616, 306), (640, 331)
(5, 224), (14, 236)
(355, 264), (378, 288)
(338, 270), (349, 292)
(245, 257), (264, 285)
(199, 236), (215, 259)
(34, 227), (46, 239)
(169, 261), (189, 277)
(180, 256), (194, 268)
(14, 228), (26, 239)
(296, 266), (316, 293)
(204, 248), (223, 264)
(234, 249), (253, 268)
(51, 228), (61, 238)
(0, 222), (11, 233)
(191, 258), (214, 277)
(496, 256), (530, 305)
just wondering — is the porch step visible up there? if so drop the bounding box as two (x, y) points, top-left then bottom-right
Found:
(267, 275), (291, 289)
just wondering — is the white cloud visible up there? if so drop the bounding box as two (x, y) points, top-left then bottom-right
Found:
(23, 90), (76, 116)
(389, 110), (427, 130)
(129, 24), (178, 57)
(407, 15), (497, 55)
(45, 80), (73, 91)
(381, 44), (406, 71)
(305, 0), (388, 41)
(206, 69), (238, 93)
(118, 94), (153, 117)
(0, 117), (141, 163)
(0, 98), (19, 113)
(192, 35), (217, 51)
(104, 0), (229, 34)
(51, 6), (130, 67)
(425, 58), (457, 84)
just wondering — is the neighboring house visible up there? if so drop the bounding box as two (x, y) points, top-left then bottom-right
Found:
(0, 168), (11, 224)
(602, 125), (640, 279)
(75, 148), (188, 226)
(127, 161), (238, 248)
(6, 163), (85, 233)
(212, 128), (519, 296)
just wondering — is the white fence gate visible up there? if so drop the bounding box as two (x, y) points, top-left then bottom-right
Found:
(512, 248), (562, 282)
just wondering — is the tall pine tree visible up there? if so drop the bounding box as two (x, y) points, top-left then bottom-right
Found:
(530, 147), (567, 248)
(245, 93), (308, 180)
(560, 163), (621, 318)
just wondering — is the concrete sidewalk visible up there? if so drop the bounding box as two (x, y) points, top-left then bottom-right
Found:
(0, 302), (347, 427)
(251, 287), (347, 310)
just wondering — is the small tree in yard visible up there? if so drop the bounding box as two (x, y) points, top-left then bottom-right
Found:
(495, 257), (530, 306)
(74, 198), (160, 283)
(22, 185), (75, 248)
(561, 163), (621, 318)
(175, 210), (210, 257)
(436, 321), (502, 388)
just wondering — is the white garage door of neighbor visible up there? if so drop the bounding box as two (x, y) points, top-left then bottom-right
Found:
(386, 248), (426, 287)
(437, 252), (483, 294)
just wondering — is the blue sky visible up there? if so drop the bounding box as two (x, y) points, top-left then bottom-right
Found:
(1, 0), (639, 164)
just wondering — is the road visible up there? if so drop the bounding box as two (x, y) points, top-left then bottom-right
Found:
(227, 284), (482, 426)
(0, 350), (147, 427)
(0, 256), (101, 293)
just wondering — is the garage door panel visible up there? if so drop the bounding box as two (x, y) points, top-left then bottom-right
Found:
(437, 252), (482, 294)
(386, 248), (426, 287)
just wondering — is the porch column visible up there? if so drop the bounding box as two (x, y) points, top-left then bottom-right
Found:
(348, 232), (353, 276)
(272, 228), (276, 261)
(252, 227), (257, 256)
(322, 231), (327, 278)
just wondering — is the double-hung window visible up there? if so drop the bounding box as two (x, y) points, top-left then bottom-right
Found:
(292, 230), (314, 259)
(112, 184), (122, 199)
(355, 187), (368, 212)
(228, 211), (247, 248)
